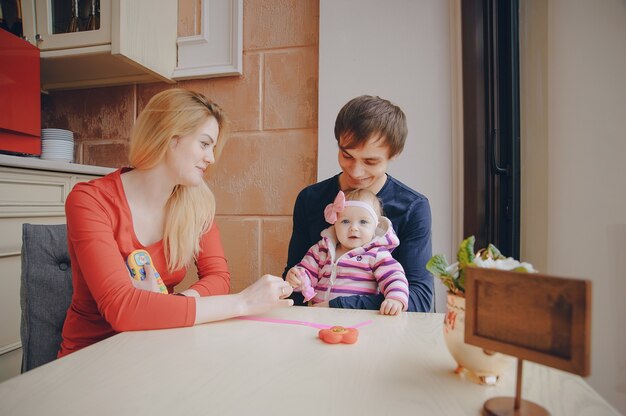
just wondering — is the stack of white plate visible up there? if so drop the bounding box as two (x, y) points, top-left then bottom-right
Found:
(41, 128), (74, 163)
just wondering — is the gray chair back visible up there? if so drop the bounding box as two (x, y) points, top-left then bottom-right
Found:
(20, 223), (73, 372)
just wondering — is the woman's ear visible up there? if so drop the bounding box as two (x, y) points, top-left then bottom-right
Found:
(170, 136), (180, 149)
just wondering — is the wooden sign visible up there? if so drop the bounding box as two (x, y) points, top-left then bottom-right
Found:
(464, 267), (591, 376)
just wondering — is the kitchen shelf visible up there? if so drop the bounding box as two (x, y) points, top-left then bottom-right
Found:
(0, 154), (115, 176)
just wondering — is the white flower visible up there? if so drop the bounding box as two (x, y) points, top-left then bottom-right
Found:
(445, 262), (460, 278)
(473, 254), (536, 273)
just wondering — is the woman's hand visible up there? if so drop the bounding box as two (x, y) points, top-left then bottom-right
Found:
(130, 263), (164, 293)
(286, 267), (302, 288)
(380, 299), (403, 316)
(239, 274), (294, 315)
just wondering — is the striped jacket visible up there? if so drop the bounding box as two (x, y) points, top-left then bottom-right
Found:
(295, 217), (409, 310)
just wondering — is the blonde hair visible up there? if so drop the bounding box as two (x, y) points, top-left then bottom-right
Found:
(128, 88), (229, 271)
(344, 189), (383, 220)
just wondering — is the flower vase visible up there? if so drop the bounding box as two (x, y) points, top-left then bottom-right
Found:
(443, 293), (514, 385)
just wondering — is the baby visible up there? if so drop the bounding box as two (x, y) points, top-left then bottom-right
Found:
(286, 189), (409, 315)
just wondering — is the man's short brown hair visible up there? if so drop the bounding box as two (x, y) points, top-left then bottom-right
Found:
(334, 95), (407, 158)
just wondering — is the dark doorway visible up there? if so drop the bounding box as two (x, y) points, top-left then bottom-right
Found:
(461, 0), (520, 258)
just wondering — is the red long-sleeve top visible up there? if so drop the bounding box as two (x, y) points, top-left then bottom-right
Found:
(58, 169), (230, 357)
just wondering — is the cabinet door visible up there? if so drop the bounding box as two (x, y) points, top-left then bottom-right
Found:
(34, 0), (112, 51)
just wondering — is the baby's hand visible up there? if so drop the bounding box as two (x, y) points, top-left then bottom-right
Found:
(380, 299), (403, 316)
(286, 267), (302, 288)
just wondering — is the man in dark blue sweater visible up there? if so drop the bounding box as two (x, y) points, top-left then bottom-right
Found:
(283, 95), (434, 312)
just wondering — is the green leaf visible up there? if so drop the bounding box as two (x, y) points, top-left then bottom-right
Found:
(456, 269), (466, 294)
(486, 244), (503, 259)
(426, 254), (450, 277)
(457, 236), (475, 268)
(439, 275), (458, 294)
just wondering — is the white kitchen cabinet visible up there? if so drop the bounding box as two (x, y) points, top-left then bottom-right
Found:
(21, 0), (177, 91)
(0, 156), (113, 382)
(173, 0), (243, 80)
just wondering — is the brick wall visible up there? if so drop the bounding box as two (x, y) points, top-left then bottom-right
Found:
(41, 0), (319, 292)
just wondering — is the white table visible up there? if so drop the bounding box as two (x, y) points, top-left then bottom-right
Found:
(0, 307), (619, 415)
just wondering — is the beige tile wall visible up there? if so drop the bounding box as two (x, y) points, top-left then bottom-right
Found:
(41, 0), (320, 292)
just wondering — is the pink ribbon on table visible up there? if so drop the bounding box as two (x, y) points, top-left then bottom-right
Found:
(301, 282), (316, 302)
(294, 267), (316, 302)
(236, 316), (373, 330)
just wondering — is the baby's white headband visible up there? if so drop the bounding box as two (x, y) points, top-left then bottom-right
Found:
(323, 191), (379, 225)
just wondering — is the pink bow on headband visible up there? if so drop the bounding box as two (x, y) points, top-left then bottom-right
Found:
(324, 191), (346, 224)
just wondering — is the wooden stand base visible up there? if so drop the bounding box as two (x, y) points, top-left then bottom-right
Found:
(482, 359), (550, 415)
(483, 397), (550, 416)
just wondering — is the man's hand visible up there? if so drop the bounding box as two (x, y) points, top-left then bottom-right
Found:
(312, 301), (329, 308)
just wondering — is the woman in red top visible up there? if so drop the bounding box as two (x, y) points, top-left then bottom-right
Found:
(59, 89), (293, 356)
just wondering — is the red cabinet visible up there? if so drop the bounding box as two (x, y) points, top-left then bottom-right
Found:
(0, 28), (40, 155)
